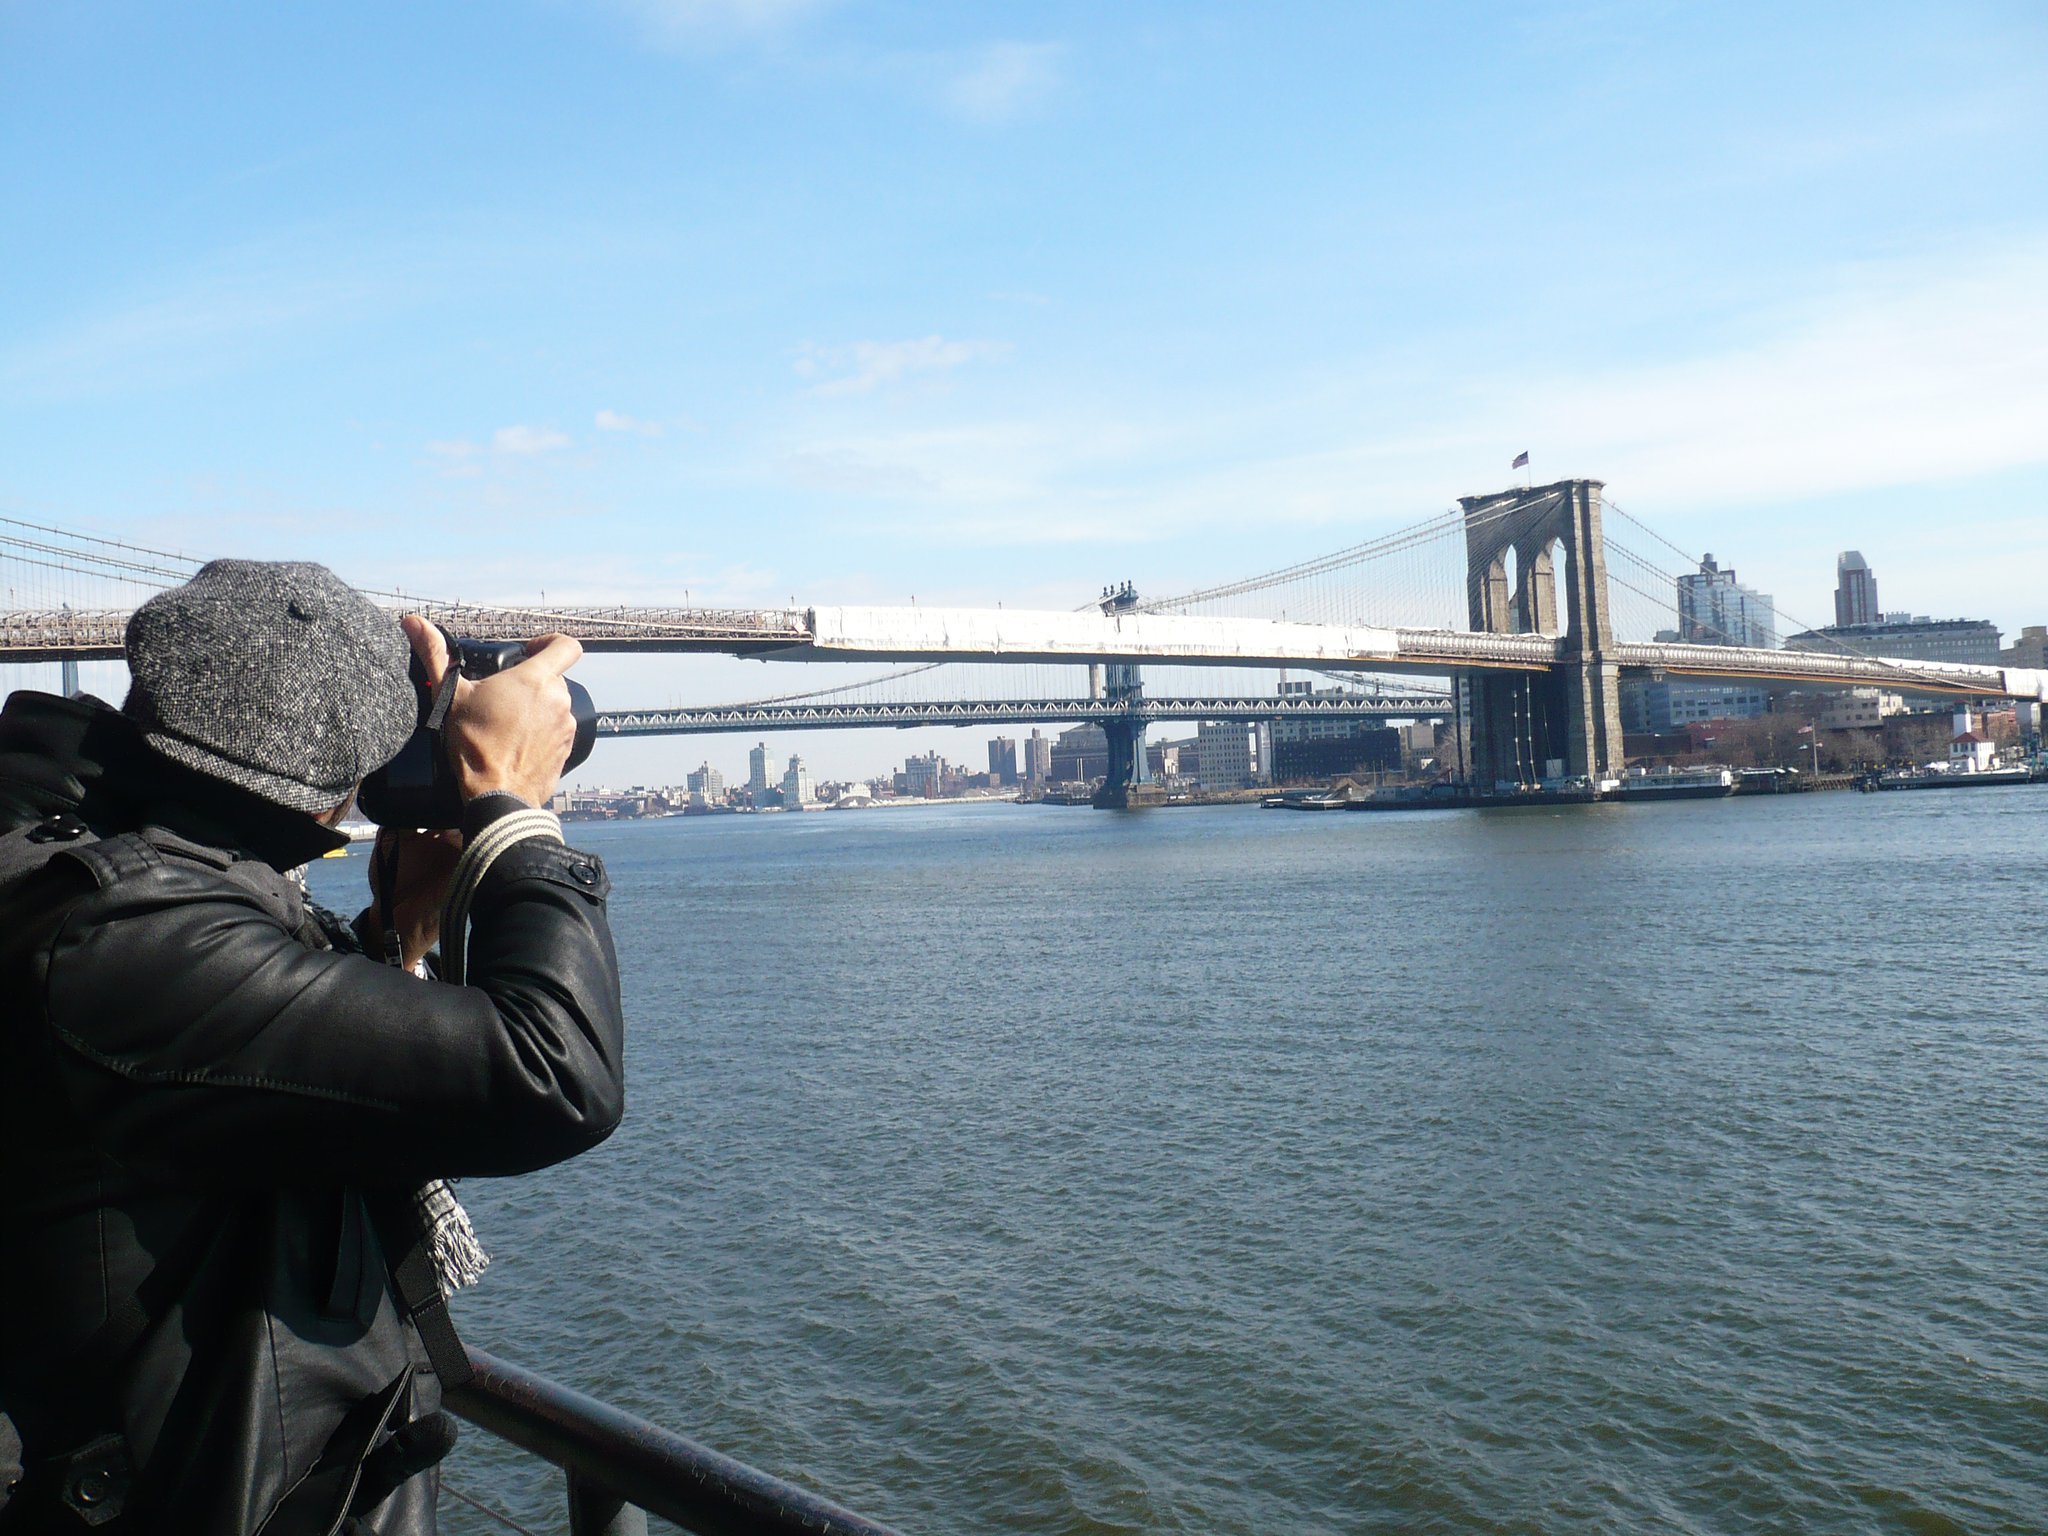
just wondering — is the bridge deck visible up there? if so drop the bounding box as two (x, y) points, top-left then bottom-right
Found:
(6, 604), (2044, 701)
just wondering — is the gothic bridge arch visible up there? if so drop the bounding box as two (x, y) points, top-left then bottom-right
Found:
(1456, 479), (1624, 788)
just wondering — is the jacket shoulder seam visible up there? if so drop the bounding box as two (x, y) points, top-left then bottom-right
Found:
(45, 1028), (407, 1110)
(37, 868), (399, 1105)
(42, 890), (405, 1111)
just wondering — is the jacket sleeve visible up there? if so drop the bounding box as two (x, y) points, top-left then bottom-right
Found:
(34, 836), (625, 1185)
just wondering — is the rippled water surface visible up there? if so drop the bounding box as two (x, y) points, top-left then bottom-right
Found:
(308, 789), (2048, 1533)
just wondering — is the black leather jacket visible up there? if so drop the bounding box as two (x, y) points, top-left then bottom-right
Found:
(0, 692), (625, 1533)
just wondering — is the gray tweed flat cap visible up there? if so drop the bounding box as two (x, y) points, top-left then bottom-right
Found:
(123, 559), (417, 813)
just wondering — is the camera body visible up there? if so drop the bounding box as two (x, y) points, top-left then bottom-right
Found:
(357, 632), (597, 829)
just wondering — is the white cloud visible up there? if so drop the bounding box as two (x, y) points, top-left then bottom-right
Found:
(784, 446), (939, 499)
(491, 424), (571, 455)
(1478, 235), (2048, 509)
(422, 425), (572, 472)
(798, 335), (1005, 396)
(942, 41), (1062, 123)
(595, 408), (665, 436)
(605, 0), (830, 48)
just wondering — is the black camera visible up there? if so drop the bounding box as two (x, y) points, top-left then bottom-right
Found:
(357, 631), (597, 829)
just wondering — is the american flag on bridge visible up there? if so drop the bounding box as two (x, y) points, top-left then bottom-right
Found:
(1511, 451), (1529, 469)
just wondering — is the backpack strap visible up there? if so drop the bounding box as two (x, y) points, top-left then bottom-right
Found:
(362, 1193), (474, 1392)
(0, 821), (162, 1527)
(252, 1368), (413, 1536)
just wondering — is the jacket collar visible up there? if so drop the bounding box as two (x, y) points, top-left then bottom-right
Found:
(0, 691), (347, 870)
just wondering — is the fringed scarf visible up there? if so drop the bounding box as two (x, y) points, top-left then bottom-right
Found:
(413, 1178), (490, 1296)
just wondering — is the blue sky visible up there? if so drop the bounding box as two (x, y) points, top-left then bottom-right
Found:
(4, 1), (2045, 783)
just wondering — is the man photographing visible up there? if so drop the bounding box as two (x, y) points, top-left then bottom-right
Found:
(0, 560), (625, 1533)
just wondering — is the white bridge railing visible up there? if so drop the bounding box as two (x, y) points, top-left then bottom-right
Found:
(7, 604), (2045, 703)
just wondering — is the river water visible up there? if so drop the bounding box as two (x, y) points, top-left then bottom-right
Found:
(307, 789), (2048, 1534)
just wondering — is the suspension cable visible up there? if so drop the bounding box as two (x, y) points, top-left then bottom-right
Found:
(1140, 508), (1463, 611)
(1603, 501), (1875, 660)
(0, 513), (204, 568)
(1140, 491), (1560, 614)
(0, 532), (196, 585)
(0, 518), (807, 635)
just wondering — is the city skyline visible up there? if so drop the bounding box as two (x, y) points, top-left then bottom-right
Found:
(617, 731), (1047, 800)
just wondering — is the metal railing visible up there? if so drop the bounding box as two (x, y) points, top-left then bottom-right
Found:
(596, 691), (1456, 736)
(444, 1348), (903, 1536)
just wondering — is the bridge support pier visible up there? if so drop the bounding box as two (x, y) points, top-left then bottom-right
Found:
(1091, 715), (1157, 809)
(1459, 479), (1624, 790)
(1560, 659), (1625, 790)
(1090, 581), (1162, 808)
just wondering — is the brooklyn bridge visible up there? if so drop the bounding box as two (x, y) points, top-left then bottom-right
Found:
(7, 481), (2043, 806)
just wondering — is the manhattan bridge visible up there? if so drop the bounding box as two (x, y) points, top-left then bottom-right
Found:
(5, 480), (2043, 807)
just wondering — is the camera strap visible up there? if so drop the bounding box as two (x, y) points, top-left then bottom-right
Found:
(366, 654), (453, 961)
(369, 833), (404, 968)
(422, 667), (461, 733)
(435, 807), (564, 986)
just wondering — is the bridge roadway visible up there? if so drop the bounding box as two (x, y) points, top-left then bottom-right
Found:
(8, 602), (2047, 702)
(596, 692), (1454, 737)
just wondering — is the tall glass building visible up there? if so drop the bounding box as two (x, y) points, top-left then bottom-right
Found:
(1835, 551), (1879, 628)
(1677, 554), (1776, 648)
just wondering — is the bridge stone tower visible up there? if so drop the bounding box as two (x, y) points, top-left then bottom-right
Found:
(1459, 479), (1624, 789)
(1092, 582), (1156, 809)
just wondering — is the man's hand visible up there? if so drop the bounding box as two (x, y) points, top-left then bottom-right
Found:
(400, 615), (583, 808)
(370, 827), (463, 971)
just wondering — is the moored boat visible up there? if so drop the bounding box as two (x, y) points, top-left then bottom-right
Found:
(1867, 764), (2034, 791)
(1614, 767), (1737, 802)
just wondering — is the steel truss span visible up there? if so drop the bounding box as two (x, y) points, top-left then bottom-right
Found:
(0, 603), (811, 663)
(0, 609), (130, 662)
(1607, 641), (2048, 701)
(596, 694), (1454, 737)
(401, 600), (811, 651)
